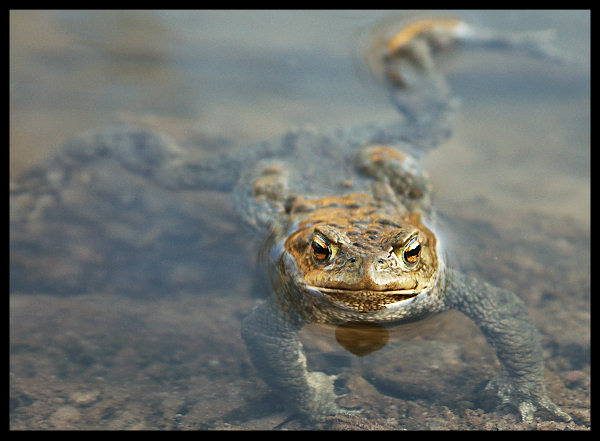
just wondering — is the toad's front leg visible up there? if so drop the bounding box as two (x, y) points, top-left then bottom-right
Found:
(444, 268), (571, 423)
(241, 298), (349, 421)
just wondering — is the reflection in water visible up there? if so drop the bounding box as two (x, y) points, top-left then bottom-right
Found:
(335, 321), (389, 356)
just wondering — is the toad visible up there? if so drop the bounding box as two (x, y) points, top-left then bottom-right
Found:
(237, 18), (572, 423)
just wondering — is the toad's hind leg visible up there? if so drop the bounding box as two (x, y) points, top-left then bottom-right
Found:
(368, 17), (575, 152)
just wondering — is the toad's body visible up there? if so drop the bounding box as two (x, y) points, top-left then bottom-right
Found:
(10, 17), (572, 424)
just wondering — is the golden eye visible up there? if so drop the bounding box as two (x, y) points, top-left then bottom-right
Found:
(311, 235), (331, 262)
(402, 236), (422, 266)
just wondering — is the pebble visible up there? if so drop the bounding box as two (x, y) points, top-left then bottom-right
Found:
(69, 390), (99, 406)
(564, 370), (587, 387)
(48, 405), (81, 427)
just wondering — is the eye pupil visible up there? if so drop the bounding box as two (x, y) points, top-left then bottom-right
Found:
(311, 235), (330, 261)
(403, 238), (421, 265)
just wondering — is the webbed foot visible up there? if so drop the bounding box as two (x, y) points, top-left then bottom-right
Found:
(484, 374), (571, 423)
(296, 371), (361, 422)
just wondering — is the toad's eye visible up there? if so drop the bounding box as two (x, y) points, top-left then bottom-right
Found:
(311, 235), (331, 262)
(402, 236), (422, 267)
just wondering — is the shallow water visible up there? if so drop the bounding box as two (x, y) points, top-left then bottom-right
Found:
(10, 10), (589, 429)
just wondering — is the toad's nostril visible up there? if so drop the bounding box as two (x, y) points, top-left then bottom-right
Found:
(377, 258), (384, 264)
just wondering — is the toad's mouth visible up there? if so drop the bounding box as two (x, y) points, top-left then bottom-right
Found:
(311, 286), (420, 301)
(305, 285), (421, 312)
